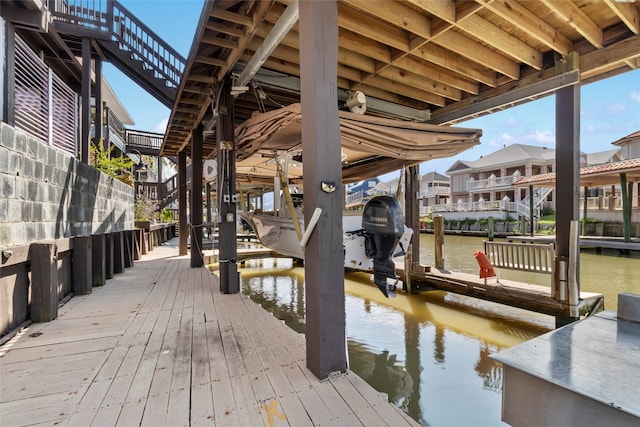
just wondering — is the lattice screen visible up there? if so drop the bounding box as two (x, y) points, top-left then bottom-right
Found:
(14, 35), (78, 156)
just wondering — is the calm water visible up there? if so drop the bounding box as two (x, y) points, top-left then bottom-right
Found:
(238, 234), (639, 426)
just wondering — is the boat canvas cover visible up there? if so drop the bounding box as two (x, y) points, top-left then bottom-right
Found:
(234, 103), (482, 184)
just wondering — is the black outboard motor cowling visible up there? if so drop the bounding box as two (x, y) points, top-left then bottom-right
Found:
(362, 195), (405, 297)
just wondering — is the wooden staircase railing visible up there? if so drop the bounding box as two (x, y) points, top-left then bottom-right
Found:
(135, 163), (191, 210)
(49, 0), (185, 108)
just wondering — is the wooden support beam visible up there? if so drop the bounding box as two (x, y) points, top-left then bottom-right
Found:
(105, 233), (114, 279)
(91, 234), (106, 286)
(191, 125), (204, 268)
(72, 236), (92, 295)
(29, 243), (58, 322)
(113, 231), (124, 274)
(81, 37), (91, 164)
(217, 81), (239, 293)
(124, 230), (134, 268)
(620, 173), (631, 242)
(405, 166), (420, 269)
(299, 0), (347, 380)
(179, 150), (188, 256)
(434, 216), (444, 270)
(554, 75), (580, 320)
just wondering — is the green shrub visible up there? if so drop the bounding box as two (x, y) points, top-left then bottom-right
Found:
(135, 195), (158, 221)
(90, 141), (135, 183)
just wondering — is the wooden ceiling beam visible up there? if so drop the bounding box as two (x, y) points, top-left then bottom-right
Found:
(374, 66), (461, 101)
(340, 0), (432, 40)
(398, 3), (520, 79)
(455, 13), (543, 70)
(580, 34), (640, 80)
(337, 3), (410, 52)
(180, 97), (206, 106)
(430, 68), (580, 124)
(363, 75), (447, 106)
(201, 34), (239, 49)
(393, 55), (479, 95)
(189, 73), (216, 84)
(206, 21), (248, 38)
(475, 0), (573, 55)
(214, 0), (272, 81)
(195, 55), (228, 67)
(409, 38), (496, 87)
(209, 8), (253, 27)
(432, 30), (520, 79)
(604, 0), (640, 35)
(540, 0), (603, 49)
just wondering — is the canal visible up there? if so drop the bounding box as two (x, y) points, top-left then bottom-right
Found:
(237, 234), (639, 426)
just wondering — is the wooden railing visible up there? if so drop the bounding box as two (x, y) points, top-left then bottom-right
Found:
(49, 0), (185, 90)
(483, 241), (555, 286)
(126, 129), (163, 154)
(134, 164), (190, 209)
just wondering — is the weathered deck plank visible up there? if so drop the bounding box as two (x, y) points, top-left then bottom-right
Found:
(0, 239), (419, 427)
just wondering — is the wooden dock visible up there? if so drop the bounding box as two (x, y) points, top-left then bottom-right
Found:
(400, 267), (604, 319)
(0, 239), (418, 427)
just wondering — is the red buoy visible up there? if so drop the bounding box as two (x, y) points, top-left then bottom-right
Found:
(474, 251), (496, 279)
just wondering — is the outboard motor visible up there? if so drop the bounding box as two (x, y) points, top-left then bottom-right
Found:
(362, 195), (405, 298)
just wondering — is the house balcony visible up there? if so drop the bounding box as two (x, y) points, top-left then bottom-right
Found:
(467, 175), (516, 192)
(419, 187), (450, 198)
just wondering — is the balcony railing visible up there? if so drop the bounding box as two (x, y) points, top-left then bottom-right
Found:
(467, 175), (516, 191)
(428, 200), (518, 214)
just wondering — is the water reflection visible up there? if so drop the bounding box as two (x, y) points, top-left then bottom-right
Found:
(240, 258), (547, 426)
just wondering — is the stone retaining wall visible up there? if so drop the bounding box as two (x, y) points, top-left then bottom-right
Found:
(0, 121), (134, 247)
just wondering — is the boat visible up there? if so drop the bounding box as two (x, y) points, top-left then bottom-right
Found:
(243, 208), (413, 271)
(242, 194), (413, 297)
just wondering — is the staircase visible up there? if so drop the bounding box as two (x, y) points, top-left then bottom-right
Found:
(135, 163), (192, 210)
(49, 0), (185, 108)
(516, 187), (553, 220)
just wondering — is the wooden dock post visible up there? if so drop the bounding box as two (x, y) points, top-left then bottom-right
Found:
(113, 231), (124, 274)
(72, 236), (92, 295)
(434, 215), (445, 269)
(487, 216), (494, 241)
(123, 230), (134, 268)
(105, 233), (114, 279)
(91, 234), (106, 286)
(29, 242), (58, 322)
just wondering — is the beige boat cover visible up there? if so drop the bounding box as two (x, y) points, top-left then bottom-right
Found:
(234, 103), (482, 184)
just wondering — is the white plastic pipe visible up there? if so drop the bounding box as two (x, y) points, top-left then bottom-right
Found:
(299, 207), (322, 248)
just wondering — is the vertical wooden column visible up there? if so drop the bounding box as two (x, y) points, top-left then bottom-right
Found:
(91, 233), (106, 286)
(620, 173), (631, 242)
(178, 149), (188, 255)
(217, 82), (239, 293)
(529, 184), (534, 236)
(72, 236), (92, 295)
(206, 182), (212, 239)
(29, 243), (58, 322)
(555, 72), (580, 325)
(405, 166), (420, 267)
(105, 233), (114, 279)
(191, 124), (204, 267)
(2, 21), (16, 125)
(113, 231), (124, 273)
(94, 58), (104, 148)
(582, 186), (589, 235)
(434, 215), (445, 269)
(299, 0), (346, 380)
(123, 230), (134, 268)
(81, 37), (91, 164)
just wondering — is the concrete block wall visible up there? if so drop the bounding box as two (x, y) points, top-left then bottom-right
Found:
(0, 121), (134, 247)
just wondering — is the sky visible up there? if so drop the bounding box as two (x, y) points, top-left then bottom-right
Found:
(104, 0), (640, 181)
